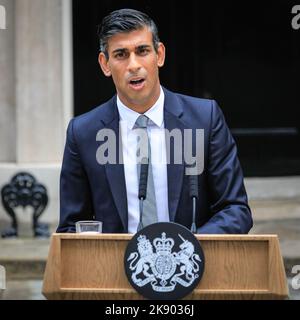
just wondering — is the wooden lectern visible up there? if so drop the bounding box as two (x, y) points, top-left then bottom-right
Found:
(42, 234), (288, 300)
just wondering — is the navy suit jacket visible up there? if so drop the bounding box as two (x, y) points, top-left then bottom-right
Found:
(57, 88), (252, 234)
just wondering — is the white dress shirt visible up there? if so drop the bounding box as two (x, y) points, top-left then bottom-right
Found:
(117, 87), (170, 233)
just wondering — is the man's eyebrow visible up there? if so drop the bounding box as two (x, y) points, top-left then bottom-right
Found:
(112, 45), (152, 54)
(136, 44), (151, 49)
(112, 48), (127, 54)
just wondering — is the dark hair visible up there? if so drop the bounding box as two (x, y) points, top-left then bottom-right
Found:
(98, 8), (160, 59)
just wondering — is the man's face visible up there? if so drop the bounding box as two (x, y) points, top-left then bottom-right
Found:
(98, 27), (165, 112)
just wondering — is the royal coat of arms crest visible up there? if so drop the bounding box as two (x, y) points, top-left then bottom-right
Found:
(127, 232), (202, 292)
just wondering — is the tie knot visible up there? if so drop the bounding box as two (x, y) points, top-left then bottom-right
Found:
(135, 115), (149, 128)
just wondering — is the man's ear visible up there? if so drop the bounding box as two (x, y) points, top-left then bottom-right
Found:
(98, 52), (111, 77)
(157, 42), (166, 68)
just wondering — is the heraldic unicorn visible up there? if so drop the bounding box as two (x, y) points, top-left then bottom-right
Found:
(127, 232), (202, 292)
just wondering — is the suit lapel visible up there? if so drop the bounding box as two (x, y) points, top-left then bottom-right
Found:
(102, 97), (128, 232)
(163, 88), (185, 222)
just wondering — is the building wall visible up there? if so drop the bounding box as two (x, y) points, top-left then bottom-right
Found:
(0, 0), (15, 162)
(0, 0), (73, 233)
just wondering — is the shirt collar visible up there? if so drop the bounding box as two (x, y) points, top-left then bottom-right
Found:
(117, 86), (165, 129)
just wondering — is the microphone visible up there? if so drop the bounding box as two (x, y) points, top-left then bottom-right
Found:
(189, 172), (198, 234)
(137, 157), (149, 231)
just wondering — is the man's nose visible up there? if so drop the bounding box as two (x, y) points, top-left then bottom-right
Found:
(127, 53), (141, 73)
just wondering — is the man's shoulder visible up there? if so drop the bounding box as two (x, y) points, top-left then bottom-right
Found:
(164, 87), (217, 114)
(175, 91), (212, 105)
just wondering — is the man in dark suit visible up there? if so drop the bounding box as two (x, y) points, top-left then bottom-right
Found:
(57, 9), (252, 234)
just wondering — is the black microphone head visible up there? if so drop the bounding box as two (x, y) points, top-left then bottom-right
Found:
(189, 174), (199, 199)
(138, 159), (149, 199)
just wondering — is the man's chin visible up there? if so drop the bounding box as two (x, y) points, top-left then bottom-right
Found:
(127, 91), (148, 104)
(126, 95), (153, 112)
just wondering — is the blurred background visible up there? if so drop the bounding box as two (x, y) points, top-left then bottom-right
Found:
(0, 0), (299, 299)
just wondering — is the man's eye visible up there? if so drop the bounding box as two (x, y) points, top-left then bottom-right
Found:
(138, 48), (149, 55)
(114, 52), (126, 59)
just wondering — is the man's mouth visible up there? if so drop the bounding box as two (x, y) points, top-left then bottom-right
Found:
(129, 78), (145, 89)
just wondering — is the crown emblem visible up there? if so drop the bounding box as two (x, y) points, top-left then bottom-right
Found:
(153, 232), (174, 254)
